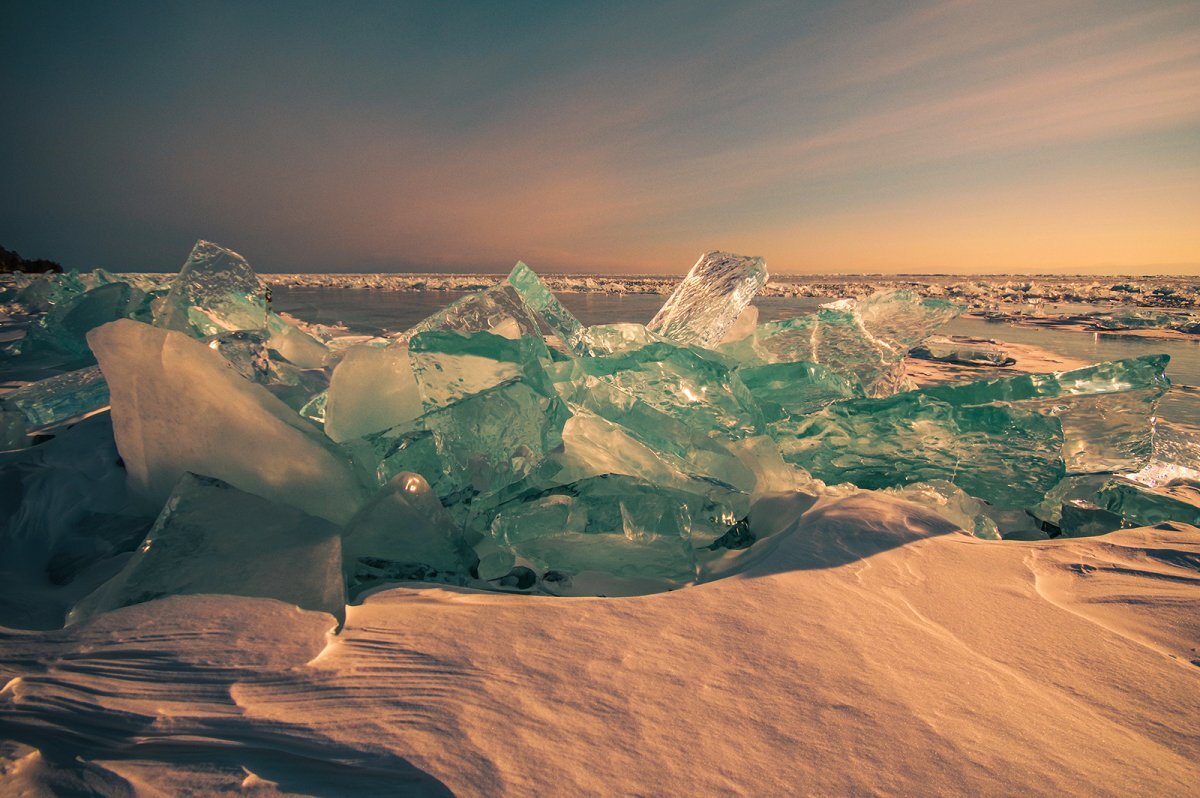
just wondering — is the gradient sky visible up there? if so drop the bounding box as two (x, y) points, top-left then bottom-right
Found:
(2, 1), (1198, 274)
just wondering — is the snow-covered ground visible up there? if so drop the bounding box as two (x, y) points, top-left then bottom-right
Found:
(2, 492), (1197, 796)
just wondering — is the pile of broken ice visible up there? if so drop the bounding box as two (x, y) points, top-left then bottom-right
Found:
(2, 241), (1198, 625)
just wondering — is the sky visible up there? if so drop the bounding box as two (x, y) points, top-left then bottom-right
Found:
(2, 0), (1198, 275)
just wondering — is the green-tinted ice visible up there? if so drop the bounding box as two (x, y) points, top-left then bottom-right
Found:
(737, 361), (862, 420)
(69, 473), (345, 624)
(920, 355), (1170, 473)
(408, 330), (556, 411)
(770, 391), (1065, 507)
(24, 281), (149, 358)
(506, 261), (585, 352)
(1, 366), (110, 430)
(484, 473), (745, 585)
(571, 341), (763, 439)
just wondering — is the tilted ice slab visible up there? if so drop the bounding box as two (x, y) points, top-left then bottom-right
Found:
(153, 240), (269, 337)
(89, 319), (365, 523)
(70, 472), (344, 625)
(647, 251), (767, 348)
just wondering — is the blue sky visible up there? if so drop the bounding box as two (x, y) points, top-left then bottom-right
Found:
(2, 1), (1197, 274)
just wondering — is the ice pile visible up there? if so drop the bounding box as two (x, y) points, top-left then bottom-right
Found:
(2, 242), (1192, 626)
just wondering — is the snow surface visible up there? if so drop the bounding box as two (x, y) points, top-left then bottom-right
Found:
(2, 492), (1197, 796)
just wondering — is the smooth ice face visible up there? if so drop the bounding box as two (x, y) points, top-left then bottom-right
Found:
(0, 366), (110, 430)
(88, 319), (366, 524)
(324, 345), (422, 443)
(770, 391), (1065, 508)
(507, 262), (585, 352)
(342, 471), (477, 595)
(647, 251), (767, 348)
(69, 473), (344, 625)
(155, 240), (269, 337)
(265, 312), (330, 369)
(408, 330), (556, 411)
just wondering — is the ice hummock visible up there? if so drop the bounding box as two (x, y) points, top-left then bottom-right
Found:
(0, 240), (1192, 627)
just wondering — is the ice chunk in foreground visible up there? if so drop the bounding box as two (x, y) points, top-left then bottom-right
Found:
(648, 251), (767, 348)
(154, 240), (269, 336)
(324, 345), (422, 443)
(0, 366), (110, 430)
(771, 391), (1065, 507)
(341, 471), (477, 595)
(70, 473), (344, 624)
(737, 361), (861, 419)
(88, 319), (365, 523)
(886, 480), (1001, 540)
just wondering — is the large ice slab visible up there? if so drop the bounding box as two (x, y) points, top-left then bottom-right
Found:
(647, 251), (767, 348)
(408, 330), (557, 411)
(69, 473), (344, 624)
(771, 391), (1065, 507)
(920, 355), (1170, 473)
(88, 319), (365, 523)
(24, 281), (149, 358)
(154, 240), (269, 337)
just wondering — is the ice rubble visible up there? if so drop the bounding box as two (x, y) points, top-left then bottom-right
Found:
(0, 242), (1194, 625)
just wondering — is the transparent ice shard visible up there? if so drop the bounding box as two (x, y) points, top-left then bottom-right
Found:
(88, 319), (365, 524)
(1, 366), (110, 430)
(719, 290), (960, 397)
(202, 330), (329, 413)
(391, 281), (545, 346)
(1126, 414), (1200, 487)
(69, 473), (344, 624)
(265, 311), (329, 369)
(770, 391), (1065, 507)
(323, 345), (422, 443)
(647, 251), (767, 348)
(154, 240), (269, 337)
(506, 261), (585, 352)
(577, 323), (671, 356)
(408, 330), (557, 411)
(341, 471), (477, 595)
